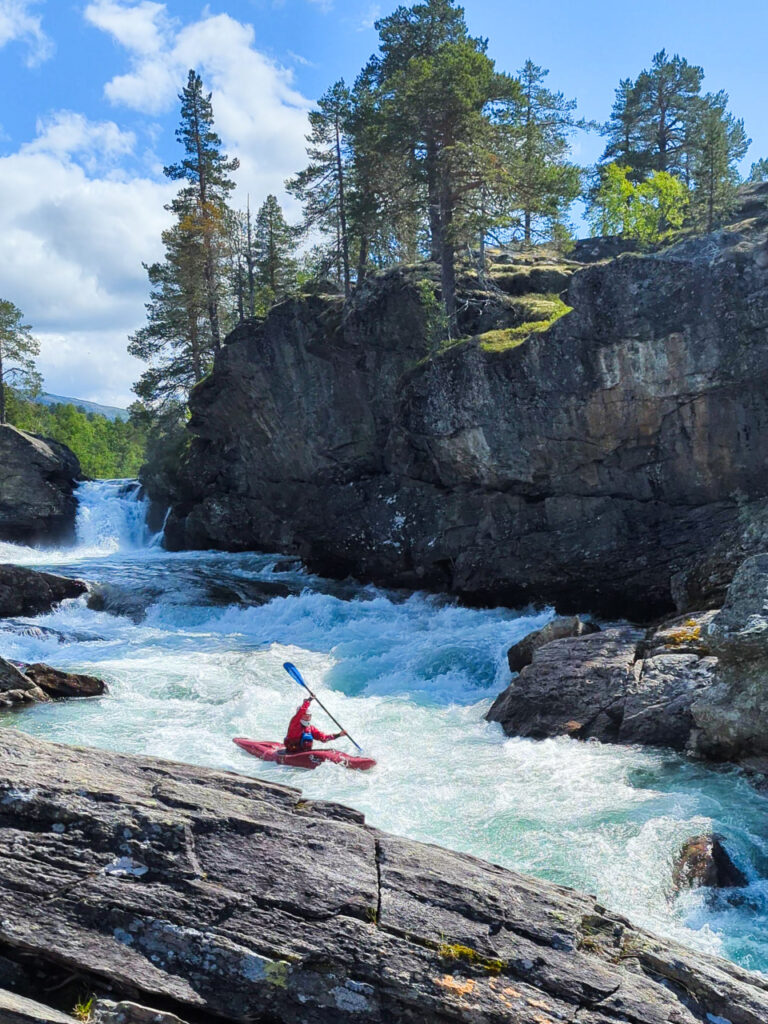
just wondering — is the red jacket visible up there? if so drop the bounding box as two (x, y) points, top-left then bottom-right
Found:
(284, 699), (335, 750)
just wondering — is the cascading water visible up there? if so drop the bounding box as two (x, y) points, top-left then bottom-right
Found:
(0, 480), (767, 974)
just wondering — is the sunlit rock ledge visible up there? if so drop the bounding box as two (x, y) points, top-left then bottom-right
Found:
(1, 729), (767, 1023)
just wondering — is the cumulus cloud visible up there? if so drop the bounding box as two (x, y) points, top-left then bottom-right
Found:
(84, 2), (310, 210)
(0, 0), (52, 65)
(0, 121), (175, 405)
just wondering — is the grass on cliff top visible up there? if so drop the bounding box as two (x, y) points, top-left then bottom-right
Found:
(477, 297), (572, 353)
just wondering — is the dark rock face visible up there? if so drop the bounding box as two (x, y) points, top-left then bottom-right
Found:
(0, 425), (81, 545)
(0, 564), (87, 619)
(487, 613), (719, 750)
(507, 615), (599, 673)
(672, 834), (748, 891)
(1, 730), (767, 1024)
(691, 554), (768, 762)
(164, 208), (768, 619)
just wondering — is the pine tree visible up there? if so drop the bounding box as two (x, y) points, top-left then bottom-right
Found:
(503, 60), (583, 245)
(164, 70), (239, 352)
(690, 93), (749, 230)
(128, 222), (213, 409)
(748, 158), (768, 183)
(0, 300), (41, 424)
(287, 80), (354, 296)
(601, 78), (645, 173)
(253, 195), (298, 308)
(362, 0), (518, 331)
(629, 51), (704, 177)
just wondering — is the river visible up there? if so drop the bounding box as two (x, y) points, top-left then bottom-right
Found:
(1, 479), (767, 974)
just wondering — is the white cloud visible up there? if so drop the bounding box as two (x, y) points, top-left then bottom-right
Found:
(0, 124), (175, 405)
(22, 111), (136, 173)
(0, 0), (52, 65)
(84, 3), (311, 210)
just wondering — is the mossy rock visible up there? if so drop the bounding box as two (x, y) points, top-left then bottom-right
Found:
(490, 265), (573, 296)
(477, 298), (572, 352)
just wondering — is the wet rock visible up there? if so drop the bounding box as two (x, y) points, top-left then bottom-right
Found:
(2, 729), (767, 1024)
(0, 655), (104, 709)
(0, 565), (87, 619)
(0, 425), (81, 545)
(0, 988), (77, 1024)
(0, 656), (49, 707)
(507, 615), (599, 673)
(86, 582), (158, 623)
(672, 834), (748, 891)
(22, 663), (106, 699)
(162, 203), (768, 619)
(488, 613), (719, 750)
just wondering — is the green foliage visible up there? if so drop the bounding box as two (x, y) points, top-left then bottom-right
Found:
(689, 93), (750, 230)
(253, 195), (299, 309)
(497, 60), (584, 245)
(416, 278), (449, 351)
(598, 52), (750, 231)
(748, 158), (768, 183)
(588, 164), (689, 242)
(6, 391), (147, 479)
(72, 996), (94, 1022)
(0, 299), (41, 424)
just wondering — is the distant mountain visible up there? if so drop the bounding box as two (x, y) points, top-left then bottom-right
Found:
(37, 393), (129, 422)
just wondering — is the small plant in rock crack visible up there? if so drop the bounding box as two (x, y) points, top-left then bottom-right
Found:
(72, 995), (94, 1022)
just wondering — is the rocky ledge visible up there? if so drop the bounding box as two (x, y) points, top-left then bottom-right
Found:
(1, 730), (767, 1024)
(0, 425), (81, 545)
(0, 564), (87, 619)
(488, 553), (768, 774)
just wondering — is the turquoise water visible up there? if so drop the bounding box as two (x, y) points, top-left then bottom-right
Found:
(2, 480), (767, 973)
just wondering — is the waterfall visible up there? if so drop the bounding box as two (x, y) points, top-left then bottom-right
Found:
(74, 479), (153, 553)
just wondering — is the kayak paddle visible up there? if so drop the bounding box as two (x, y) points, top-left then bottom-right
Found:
(282, 661), (363, 753)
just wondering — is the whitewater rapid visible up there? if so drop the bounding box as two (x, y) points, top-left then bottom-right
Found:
(1, 479), (767, 974)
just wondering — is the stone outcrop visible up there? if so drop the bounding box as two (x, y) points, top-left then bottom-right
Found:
(507, 616), (599, 673)
(690, 554), (768, 766)
(1, 730), (767, 1024)
(160, 189), (768, 619)
(0, 655), (105, 708)
(0, 425), (81, 544)
(487, 612), (719, 751)
(0, 987), (78, 1024)
(672, 834), (748, 892)
(0, 564), (87, 618)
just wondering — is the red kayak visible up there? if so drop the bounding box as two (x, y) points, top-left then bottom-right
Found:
(233, 738), (376, 771)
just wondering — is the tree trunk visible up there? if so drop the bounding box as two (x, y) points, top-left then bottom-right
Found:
(335, 119), (351, 297)
(524, 209), (532, 247)
(0, 349), (5, 425)
(357, 234), (369, 284)
(192, 93), (221, 352)
(426, 138), (441, 262)
(439, 187), (456, 336)
(246, 200), (255, 316)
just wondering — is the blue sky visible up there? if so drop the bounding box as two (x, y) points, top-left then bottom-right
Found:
(1, 0), (766, 406)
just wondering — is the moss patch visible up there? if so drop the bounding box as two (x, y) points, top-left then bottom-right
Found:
(478, 298), (572, 352)
(438, 943), (504, 974)
(665, 619), (702, 646)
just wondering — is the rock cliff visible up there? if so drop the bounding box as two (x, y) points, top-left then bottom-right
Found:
(163, 188), (768, 618)
(1, 729), (768, 1024)
(0, 425), (81, 544)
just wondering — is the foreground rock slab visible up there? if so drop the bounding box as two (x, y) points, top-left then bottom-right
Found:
(1, 731), (767, 1024)
(0, 564), (87, 619)
(0, 425), (81, 545)
(0, 987), (77, 1024)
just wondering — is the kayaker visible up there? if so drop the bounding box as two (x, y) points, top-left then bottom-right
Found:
(284, 697), (346, 753)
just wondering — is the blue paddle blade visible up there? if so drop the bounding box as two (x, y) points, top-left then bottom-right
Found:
(283, 662), (307, 689)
